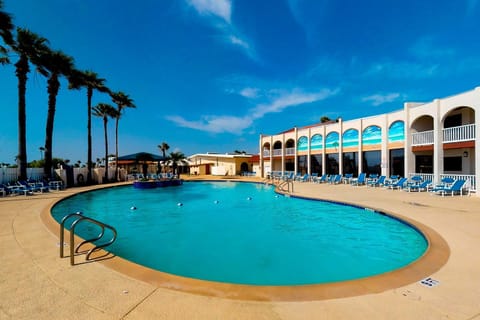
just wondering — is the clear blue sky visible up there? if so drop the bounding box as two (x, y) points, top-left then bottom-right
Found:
(2, 0), (480, 164)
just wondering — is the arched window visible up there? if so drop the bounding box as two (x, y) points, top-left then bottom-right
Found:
(297, 136), (308, 151)
(342, 129), (359, 148)
(388, 121), (404, 143)
(362, 126), (381, 146)
(310, 134), (323, 150)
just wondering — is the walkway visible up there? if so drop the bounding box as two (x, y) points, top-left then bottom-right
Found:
(1, 178), (480, 319)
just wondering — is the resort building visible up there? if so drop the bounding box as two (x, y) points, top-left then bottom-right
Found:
(188, 153), (259, 176)
(259, 87), (479, 196)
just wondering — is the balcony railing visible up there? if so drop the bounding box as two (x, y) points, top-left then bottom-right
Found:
(272, 149), (282, 156)
(411, 130), (434, 146)
(263, 150), (270, 157)
(411, 124), (476, 146)
(443, 124), (476, 143)
(285, 147), (295, 155)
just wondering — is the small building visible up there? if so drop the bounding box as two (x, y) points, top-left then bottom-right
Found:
(187, 153), (259, 176)
(116, 152), (165, 176)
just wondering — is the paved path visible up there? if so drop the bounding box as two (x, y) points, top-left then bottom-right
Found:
(1, 178), (480, 319)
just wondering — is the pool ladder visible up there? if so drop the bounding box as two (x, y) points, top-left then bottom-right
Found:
(278, 179), (294, 193)
(59, 212), (117, 266)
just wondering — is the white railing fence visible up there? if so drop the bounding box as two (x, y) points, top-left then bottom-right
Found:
(441, 174), (476, 192)
(272, 149), (282, 156)
(263, 150), (270, 157)
(411, 130), (434, 146)
(0, 166), (125, 186)
(443, 124), (476, 143)
(409, 172), (476, 192)
(408, 173), (434, 183)
(285, 147), (295, 155)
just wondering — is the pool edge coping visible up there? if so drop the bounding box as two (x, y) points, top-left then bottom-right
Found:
(40, 179), (450, 302)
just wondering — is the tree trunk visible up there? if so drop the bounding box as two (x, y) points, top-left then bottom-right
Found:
(15, 56), (29, 181)
(115, 116), (119, 181)
(87, 88), (93, 184)
(103, 117), (108, 183)
(44, 74), (60, 178)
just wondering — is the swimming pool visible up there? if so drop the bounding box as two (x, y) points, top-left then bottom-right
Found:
(51, 181), (427, 286)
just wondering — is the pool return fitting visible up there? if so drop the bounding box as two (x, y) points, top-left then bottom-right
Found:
(59, 212), (117, 266)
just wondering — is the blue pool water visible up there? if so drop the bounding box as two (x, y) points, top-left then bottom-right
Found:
(51, 181), (427, 285)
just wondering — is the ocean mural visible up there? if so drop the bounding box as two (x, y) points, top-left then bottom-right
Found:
(325, 132), (340, 149)
(310, 134), (323, 150)
(342, 129), (359, 148)
(297, 136), (308, 151)
(388, 121), (405, 143)
(362, 126), (381, 146)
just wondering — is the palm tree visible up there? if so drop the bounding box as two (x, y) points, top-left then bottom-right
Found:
(110, 91), (136, 181)
(168, 151), (186, 179)
(37, 49), (75, 177)
(39, 146), (45, 160)
(158, 142), (169, 172)
(92, 103), (118, 183)
(69, 70), (109, 184)
(11, 28), (49, 180)
(0, 0), (14, 65)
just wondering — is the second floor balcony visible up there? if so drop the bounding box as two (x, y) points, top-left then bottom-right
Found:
(411, 124), (476, 146)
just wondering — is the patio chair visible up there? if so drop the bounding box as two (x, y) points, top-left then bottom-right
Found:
(314, 174), (328, 183)
(331, 174), (343, 184)
(385, 177), (408, 190)
(404, 180), (431, 192)
(430, 179), (466, 197)
(351, 173), (366, 186)
(367, 175), (386, 188)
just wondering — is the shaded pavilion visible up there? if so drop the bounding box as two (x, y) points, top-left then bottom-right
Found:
(116, 152), (165, 176)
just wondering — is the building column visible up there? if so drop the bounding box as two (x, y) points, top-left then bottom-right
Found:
(404, 102), (412, 179)
(338, 118), (343, 175)
(381, 114), (389, 176)
(281, 134), (285, 175)
(294, 127), (298, 174)
(433, 99), (443, 184)
(474, 88), (480, 196)
(358, 119), (363, 175)
(307, 128), (311, 175)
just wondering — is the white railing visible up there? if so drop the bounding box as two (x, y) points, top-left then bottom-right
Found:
(408, 173), (434, 183)
(408, 172), (476, 192)
(263, 150), (270, 157)
(272, 149), (282, 156)
(443, 124), (476, 143)
(285, 147), (295, 155)
(441, 174), (476, 192)
(412, 130), (434, 146)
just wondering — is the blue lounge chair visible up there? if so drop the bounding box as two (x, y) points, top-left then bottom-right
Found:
(332, 174), (343, 184)
(385, 177), (408, 190)
(431, 179), (466, 196)
(314, 174), (328, 183)
(367, 175), (386, 188)
(351, 173), (366, 186)
(343, 173), (353, 184)
(404, 180), (431, 192)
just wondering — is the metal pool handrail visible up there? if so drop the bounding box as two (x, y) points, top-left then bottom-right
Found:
(59, 212), (117, 265)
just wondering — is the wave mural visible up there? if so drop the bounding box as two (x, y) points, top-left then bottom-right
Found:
(325, 132), (339, 149)
(388, 121), (405, 143)
(362, 126), (381, 146)
(342, 129), (359, 148)
(297, 136), (308, 151)
(311, 134), (323, 150)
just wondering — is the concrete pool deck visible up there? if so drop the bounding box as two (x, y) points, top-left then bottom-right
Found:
(1, 177), (480, 319)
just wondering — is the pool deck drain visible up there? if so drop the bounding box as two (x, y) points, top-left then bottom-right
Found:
(1, 177), (480, 319)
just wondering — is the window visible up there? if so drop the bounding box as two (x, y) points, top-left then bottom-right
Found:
(343, 152), (358, 175)
(444, 157), (462, 171)
(362, 151), (381, 175)
(444, 114), (462, 128)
